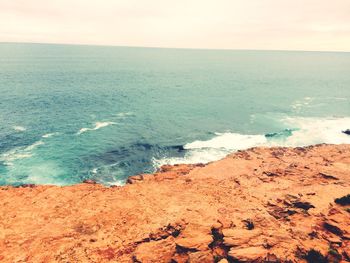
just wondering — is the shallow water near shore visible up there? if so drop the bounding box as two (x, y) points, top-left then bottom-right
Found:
(0, 43), (349, 186)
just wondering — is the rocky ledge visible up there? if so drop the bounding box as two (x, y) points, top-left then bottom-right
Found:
(1, 144), (350, 263)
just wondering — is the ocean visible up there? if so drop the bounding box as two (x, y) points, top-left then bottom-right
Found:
(0, 43), (349, 186)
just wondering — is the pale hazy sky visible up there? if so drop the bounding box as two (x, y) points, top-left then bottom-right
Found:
(1, 0), (350, 51)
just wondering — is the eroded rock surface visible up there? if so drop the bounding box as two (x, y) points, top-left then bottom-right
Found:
(0, 144), (350, 262)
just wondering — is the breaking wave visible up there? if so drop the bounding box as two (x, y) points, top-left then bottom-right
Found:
(154, 117), (350, 167)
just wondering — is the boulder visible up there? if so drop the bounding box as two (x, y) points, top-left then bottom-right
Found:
(175, 235), (213, 251)
(222, 228), (261, 247)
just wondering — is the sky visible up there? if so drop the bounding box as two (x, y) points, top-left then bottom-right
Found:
(1, 0), (350, 51)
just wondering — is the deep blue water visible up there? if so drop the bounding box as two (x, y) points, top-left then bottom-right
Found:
(0, 43), (349, 185)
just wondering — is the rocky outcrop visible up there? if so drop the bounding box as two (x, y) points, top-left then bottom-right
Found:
(0, 144), (350, 262)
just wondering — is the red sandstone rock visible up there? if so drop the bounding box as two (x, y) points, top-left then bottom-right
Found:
(228, 247), (268, 262)
(0, 144), (350, 262)
(175, 234), (213, 251)
(134, 237), (176, 262)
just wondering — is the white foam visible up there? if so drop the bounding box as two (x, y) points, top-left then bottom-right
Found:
(184, 133), (267, 150)
(107, 180), (126, 187)
(116, 112), (134, 118)
(22, 161), (66, 186)
(154, 133), (267, 167)
(291, 97), (314, 112)
(24, 141), (44, 151)
(333, 97), (348, 101)
(291, 97), (349, 113)
(89, 163), (126, 186)
(42, 132), (59, 138)
(77, 121), (116, 135)
(153, 148), (230, 167)
(281, 117), (350, 146)
(1, 153), (32, 166)
(77, 127), (90, 134)
(13, 126), (26, 132)
(0, 140), (44, 166)
(154, 116), (350, 167)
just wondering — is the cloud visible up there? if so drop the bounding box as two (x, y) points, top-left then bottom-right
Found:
(0, 0), (349, 51)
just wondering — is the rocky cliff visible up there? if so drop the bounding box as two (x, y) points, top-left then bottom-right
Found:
(0, 144), (350, 262)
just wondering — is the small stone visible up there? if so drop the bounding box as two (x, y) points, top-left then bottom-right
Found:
(126, 174), (144, 184)
(82, 179), (97, 184)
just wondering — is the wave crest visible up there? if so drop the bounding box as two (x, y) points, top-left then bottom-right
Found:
(77, 121), (116, 135)
(154, 117), (350, 167)
(42, 132), (59, 138)
(184, 133), (267, 150)
(13, 126), (26, 132)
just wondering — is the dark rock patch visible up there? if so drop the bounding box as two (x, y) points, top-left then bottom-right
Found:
(320, 173), (339, 180)
(335, 194), (350, 206)
(324, 222), (343, 237)
(305, 249), (327, 263)
(292, 201), (315, 210)
(243, 219), (255, 230)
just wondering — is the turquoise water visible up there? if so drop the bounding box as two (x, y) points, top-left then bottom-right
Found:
(0, 43), (349, 186)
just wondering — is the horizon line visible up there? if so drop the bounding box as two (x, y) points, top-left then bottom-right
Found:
(1, 41), (349, 53)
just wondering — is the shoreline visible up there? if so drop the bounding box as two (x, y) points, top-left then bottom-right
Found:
(0, 144), (349, 262)
(2, 115), (350, 186)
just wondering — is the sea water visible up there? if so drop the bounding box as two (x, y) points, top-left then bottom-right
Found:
(0, 43), (349, 186)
